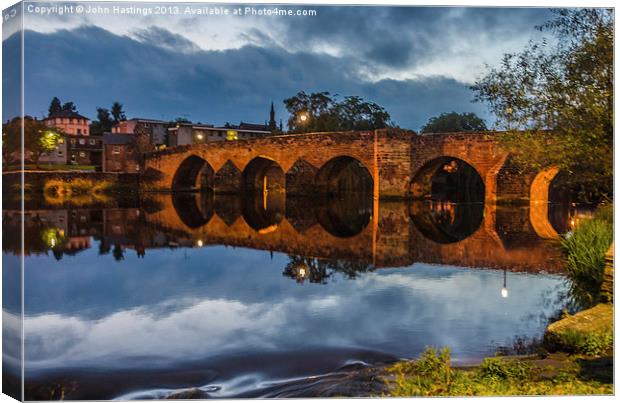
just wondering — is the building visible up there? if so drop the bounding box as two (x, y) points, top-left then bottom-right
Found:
(102, 133), (140, 173)
(66, 134), (103, 167)
(38, 137), (68, 165)
(44, 110), (91, 136)
(112, 118), (169, 146)
(167, 122), (271, 146)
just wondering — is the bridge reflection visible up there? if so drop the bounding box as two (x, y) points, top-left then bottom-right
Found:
(5, 193), (581, 274)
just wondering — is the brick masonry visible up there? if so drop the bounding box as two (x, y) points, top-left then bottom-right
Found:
(143, 130), (557, 202)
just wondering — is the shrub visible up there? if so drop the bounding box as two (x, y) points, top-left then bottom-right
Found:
(554, 328), (613, 356)
(561, 205), (613, 307)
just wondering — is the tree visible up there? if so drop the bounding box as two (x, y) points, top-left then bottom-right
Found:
(471, 9), (613, 201)
(48, 97), (62, 117)
(3, 117), (63, 168)
(111, 102), (126, 123)
(130, 133), (153, 168)
(420, 112), (487, 133)
(112, 244), (125, 261)
(61, 102), (77, 112)
(90, 107), (114, 135)
(284, 91), (392, 133)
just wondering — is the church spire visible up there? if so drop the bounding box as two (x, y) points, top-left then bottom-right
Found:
(268, 101), (276, 131)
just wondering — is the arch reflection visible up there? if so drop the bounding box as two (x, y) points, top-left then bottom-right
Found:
(242, 191), (286, 232)
(314, 193), (373, 238)
(172, 192), (214, 229)
(410, 200), (484, 244)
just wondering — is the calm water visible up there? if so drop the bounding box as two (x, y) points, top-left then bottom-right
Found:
(3, 193), (580, 399)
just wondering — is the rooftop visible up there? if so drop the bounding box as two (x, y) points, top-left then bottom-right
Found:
(46, 110), (91, 121)
(104, 133), (134, 145)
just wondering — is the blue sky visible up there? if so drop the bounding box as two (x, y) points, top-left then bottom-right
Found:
(3, 3), (553, 131)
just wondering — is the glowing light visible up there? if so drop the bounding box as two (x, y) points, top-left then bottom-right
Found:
(196, 133), (204, 140)
(298, 268), (306, 277)
(501, 287), (508, 298)
(298, 112), (309, 123)
(226, 130), (238, 141)
(196, 239), (204, 247)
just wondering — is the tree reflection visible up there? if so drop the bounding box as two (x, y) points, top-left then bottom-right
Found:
(283, 255), (374, 284)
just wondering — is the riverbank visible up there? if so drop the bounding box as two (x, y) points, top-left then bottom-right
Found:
(373, 216), (614, 397)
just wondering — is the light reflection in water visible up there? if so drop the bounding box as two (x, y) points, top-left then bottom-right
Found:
(1, 195), (578, 400)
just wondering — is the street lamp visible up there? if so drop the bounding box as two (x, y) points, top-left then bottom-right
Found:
(298, 111), (309, 124)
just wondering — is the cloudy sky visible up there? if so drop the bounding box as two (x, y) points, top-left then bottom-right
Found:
(3, 2), (554, 130)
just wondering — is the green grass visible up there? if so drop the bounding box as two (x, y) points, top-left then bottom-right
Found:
(385, 347), (612, 397)
(5, 164), (96, 171)
(561, 204), (613, 307)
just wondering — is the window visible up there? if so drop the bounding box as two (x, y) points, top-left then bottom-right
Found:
(79, 139), (85, 145)
(79, 151), (86, 157)
(71, 154), (76, 162)
(89, 139), (96, 145)
(57, 150), (63, 156)
(70, 139), (76, 145)
(77, 129), (82, 135)
(112, 146), (121, 154)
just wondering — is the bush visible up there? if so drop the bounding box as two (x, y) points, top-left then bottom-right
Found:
(561, 205), (613, 307)
(478, 358), (532, 382)
(554, 328), (613, 356)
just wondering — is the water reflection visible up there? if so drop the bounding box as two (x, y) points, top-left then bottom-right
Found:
(3, 194), (581, 399)
(410, 201), (484, 243)
(4, 195), (570, 273)
(283, 255), (374, 284)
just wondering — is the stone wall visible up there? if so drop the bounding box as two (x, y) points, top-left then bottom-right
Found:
(144, 130), (560, 203)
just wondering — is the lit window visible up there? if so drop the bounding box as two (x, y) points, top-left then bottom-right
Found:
(79, 151), (86, 157)
(79, 139), (85, 145)
(112, 146), (121, 154)
(89, 139), (96, 145)
(70, 139), (76, 145)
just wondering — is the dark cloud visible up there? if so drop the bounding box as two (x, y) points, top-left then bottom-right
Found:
(132, 26), (200, 53)
(18, 25), (491, 131)
(273, 6), (552, 70)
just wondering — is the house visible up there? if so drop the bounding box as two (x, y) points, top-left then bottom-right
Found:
(102, 133), (140, 173)
(44, 110), (91, 136)
(112, 118), (169, 147)
(167, 121), (272, 146)
(66, 134), (103, 167)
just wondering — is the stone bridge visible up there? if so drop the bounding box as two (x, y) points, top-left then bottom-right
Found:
(143, 129), (559, 203)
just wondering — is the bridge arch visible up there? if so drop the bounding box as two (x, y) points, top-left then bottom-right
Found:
(529, 166), (561, 240)
(315, 156), (374, 195)
(411, 156), (485, 203)
(171, 155), (214, 191)
(242, 156), (286, 193)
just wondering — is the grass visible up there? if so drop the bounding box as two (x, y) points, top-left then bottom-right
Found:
(6, 164), (96, 171)
(385, 347), (612, 397)
(544, 302), (613, 356)
(561, 204), (613, 307)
